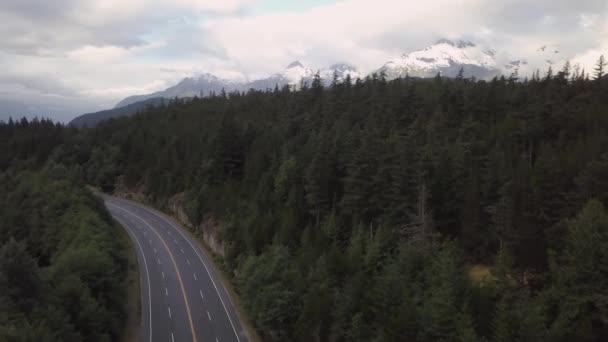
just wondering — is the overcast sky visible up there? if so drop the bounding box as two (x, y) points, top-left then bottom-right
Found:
(1, 0), (607, 122)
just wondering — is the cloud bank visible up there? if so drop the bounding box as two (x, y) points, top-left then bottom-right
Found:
(0, 0), (606, 122)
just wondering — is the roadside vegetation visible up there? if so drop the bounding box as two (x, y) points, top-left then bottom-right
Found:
(0, 120), (129, 341)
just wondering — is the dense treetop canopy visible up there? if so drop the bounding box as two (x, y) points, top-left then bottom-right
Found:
(2, 62), (608, 340)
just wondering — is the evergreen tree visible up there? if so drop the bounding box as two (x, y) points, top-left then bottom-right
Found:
(595, 55), (606, 79)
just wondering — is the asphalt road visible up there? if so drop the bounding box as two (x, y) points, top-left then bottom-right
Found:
(104, 195), (248, 342)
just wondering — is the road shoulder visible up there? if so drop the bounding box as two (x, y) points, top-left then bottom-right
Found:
(115, 219), (142, 342)
(111, 193), (262, 342)
(191, 229), (263, 342)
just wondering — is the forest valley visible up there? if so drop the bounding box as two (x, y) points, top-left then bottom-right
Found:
(2, 59), (608, 341)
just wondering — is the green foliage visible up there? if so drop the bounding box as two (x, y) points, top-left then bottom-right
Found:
(5, 69), (608, 341)
(545, 200), (608, 341)
(0, 125), (129, 342)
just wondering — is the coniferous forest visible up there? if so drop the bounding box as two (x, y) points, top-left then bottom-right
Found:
(2, 61), (608, 341)
(0, 120), (130, 340)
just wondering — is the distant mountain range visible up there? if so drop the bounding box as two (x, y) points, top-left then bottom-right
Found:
(114, 62), (360, 109)
(375, 39), (565, 80)
(69, 63), (360, 126)
(69, 98), (168, 128)
(69, 39), (565, 127)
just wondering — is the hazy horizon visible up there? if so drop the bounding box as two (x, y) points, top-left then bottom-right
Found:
(1, 0), (606, 122)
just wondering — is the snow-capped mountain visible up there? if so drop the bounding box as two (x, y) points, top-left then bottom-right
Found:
(115, 73), (239, 108)
(70, 39), (575, 126)
(245, 61), (314, 90)
(283, 61), (315, 84)
(320, 64), (360, 84)
(110, 39), (568, 112)
(113, 61), (361, 108)
(239, 61), (360, 90)
(377, 39), (502, 79)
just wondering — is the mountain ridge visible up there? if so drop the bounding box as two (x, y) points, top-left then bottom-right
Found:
(115, 39), (565, 109)
(70, 38), (567, 126)
(71, 97), (167, 127)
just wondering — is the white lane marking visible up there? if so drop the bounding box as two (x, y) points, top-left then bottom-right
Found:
(111, 215), (152, 342)
(109, 202), (199, 342)
(193, 273), (197, 281)
(216, 338), (219, 342)
(168, 306), (172, 319)
(171, 332), (175, 342)
(157, 258), (161, 265)
(153, 248), (157, 254)
(165, 288), (168, 296)
(148, 239), (152, 244)
(186, 259), (191, 266)
(200, 289), (204, 300)
(111, 198), (243, 342)
(180, 248), (185, 254)
(162, 271), (165, 279)
(173, 238), (178, 245)
(162, 219), (242, 340)
(207, 310), (212, 321)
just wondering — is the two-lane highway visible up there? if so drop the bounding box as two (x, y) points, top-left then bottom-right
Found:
(104, 195), (248, 342)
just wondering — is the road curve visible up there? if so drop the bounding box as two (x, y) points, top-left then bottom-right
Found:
(104, 194), (248, 342)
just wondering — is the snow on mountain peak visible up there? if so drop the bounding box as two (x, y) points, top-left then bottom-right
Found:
(320, 64), (360, 83)
(504, 44), (566, 74)
(115, 39), (574, 110)
(537, 45), (560, 54)
(283, 61), (314, 84)
(329, 63), (356, 71)
(379, 39), (500, 79)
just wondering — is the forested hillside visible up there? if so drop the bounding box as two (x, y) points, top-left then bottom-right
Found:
(0, 120), (130, 341)
(4, 62), (608, 341)
(72, 65), (608, 341)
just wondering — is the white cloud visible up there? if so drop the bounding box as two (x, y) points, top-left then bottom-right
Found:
(202, 0), (608, 76)
(0, 0), (607, 122)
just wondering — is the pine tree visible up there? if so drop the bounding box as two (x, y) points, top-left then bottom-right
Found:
(545, 66), (553, 81)
(0, 238), (41, 313)
(594, 55), (606, 79)
(558, 61), (570, 82)
(457, 67), (465, 81)
(548, 200), (608, 340)
(492, 299), (514, 342)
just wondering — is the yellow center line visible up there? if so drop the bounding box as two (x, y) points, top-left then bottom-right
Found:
(108, 203), (198, 342)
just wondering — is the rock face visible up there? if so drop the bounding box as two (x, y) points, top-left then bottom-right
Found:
(198, 218), (225, 257)
(167, 193), (225, 257)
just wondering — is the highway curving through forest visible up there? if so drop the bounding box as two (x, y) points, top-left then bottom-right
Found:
(104, 195), (248, 342)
